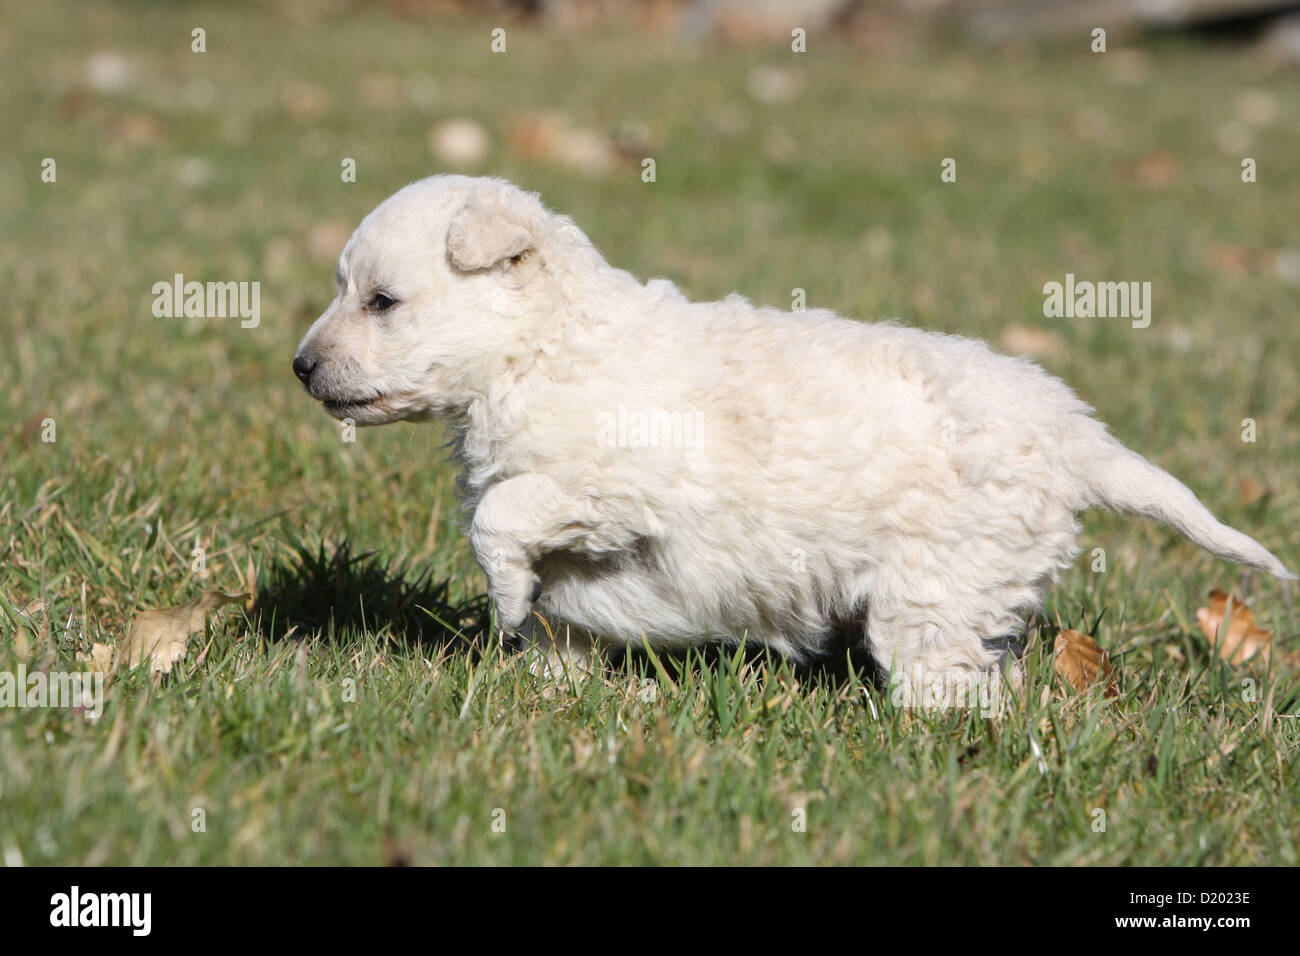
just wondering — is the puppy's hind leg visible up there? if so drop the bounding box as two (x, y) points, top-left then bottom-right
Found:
(860, 553), (1031, 710)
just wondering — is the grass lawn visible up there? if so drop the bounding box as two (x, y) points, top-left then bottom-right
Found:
(1, 1), (1298, 865)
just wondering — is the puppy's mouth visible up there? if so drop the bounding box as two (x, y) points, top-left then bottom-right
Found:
(323, 395), (384, 413)
(320, 393), (397, 422)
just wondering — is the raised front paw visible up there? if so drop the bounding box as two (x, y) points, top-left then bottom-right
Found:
(489, 565), (541, 631)
(470, 507), (543, 631)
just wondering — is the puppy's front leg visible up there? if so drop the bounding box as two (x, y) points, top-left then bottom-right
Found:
(469, 473), (631, 632)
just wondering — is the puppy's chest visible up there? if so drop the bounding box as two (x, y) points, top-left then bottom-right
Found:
(454, 412), (560, 499)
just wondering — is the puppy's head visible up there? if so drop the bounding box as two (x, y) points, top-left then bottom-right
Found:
(293, 175), (556, 425)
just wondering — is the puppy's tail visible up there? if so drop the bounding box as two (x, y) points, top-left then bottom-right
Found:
(1080, 432), (1294, 579)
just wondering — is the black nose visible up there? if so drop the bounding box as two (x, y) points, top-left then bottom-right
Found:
(292, 354), (316, 386)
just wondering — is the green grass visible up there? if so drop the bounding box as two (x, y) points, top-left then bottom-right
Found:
(1, 1), (1298, 865)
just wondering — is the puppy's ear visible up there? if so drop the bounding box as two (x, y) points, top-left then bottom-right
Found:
(446, 196), (535, 272)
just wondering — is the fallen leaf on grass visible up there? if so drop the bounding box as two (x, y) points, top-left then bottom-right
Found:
(11, 599), (47, 659)
(1196, 589), (1272, 666)
(122, 591), (250, 674)
(1053, 629), (1119, 697)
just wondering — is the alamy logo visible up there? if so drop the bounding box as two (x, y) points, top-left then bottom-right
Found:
(1042, 273), (1151, 328)
(595, 404), (705, 454)
(889, 665), (1004, 717)
(0, 663), (104, 719)
(152, 273), (260, 328)
(49, 886), (151, 936)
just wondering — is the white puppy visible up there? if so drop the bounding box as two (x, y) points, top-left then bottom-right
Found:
(293, 175), (1292, 686)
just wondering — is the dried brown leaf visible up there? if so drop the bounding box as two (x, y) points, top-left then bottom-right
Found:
(1196, 589), (1272, 666)
(121, 590), (249, 674)
(1053, 628), (1119, 697)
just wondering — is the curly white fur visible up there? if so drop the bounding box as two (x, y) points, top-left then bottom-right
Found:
(293, 175), (1293, 682)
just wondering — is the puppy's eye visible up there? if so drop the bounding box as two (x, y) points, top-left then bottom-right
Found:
(367, 292), (398, 313)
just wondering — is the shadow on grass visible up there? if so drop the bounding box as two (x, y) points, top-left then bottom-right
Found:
(610, 630), (884, 691)
(252, 540), (898, 689)
(252, 539), (492, 654)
